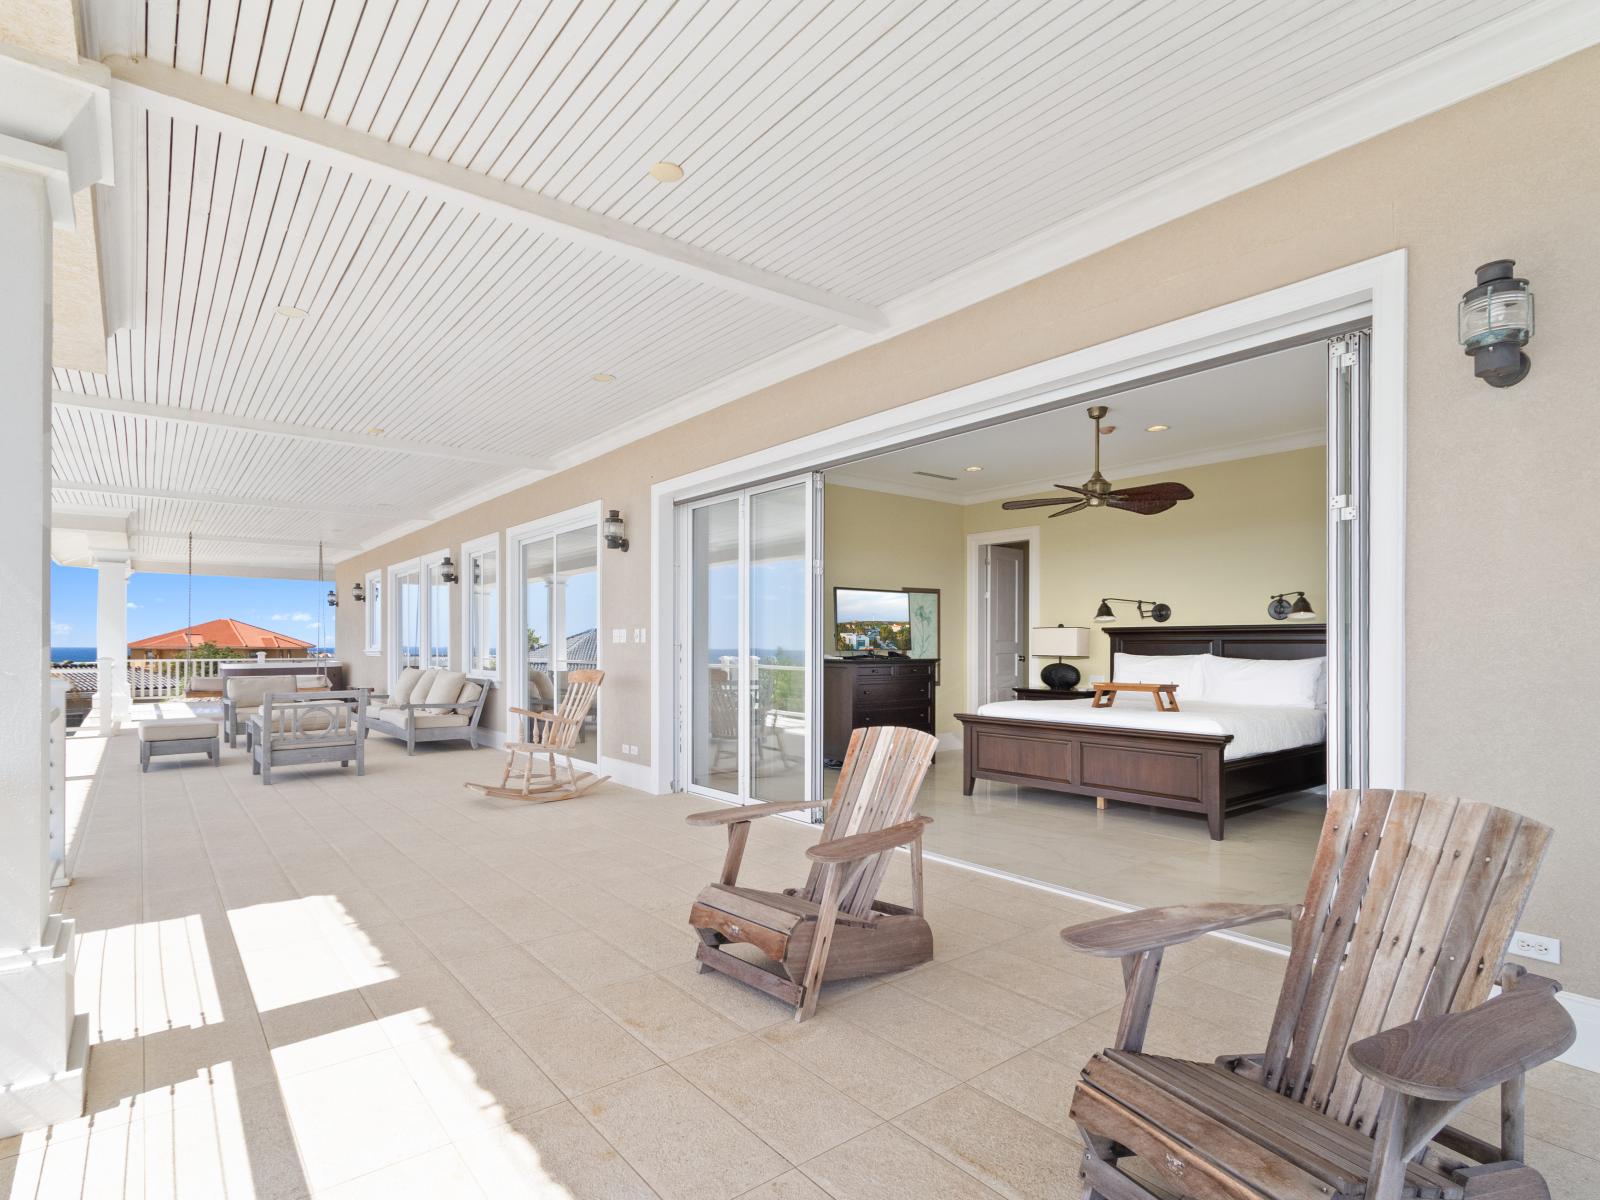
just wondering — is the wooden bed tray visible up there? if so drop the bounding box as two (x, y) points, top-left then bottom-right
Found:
(1090, 681), (1178, 710)
(957, 624), (1326, 839)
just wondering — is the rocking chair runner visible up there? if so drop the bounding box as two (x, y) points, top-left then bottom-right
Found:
(465, 669), (608, 802)
(1063, 788), (1574, 1200)
(686, 725), (939, 1021)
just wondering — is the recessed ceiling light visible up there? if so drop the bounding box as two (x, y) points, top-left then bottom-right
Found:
(1146, 424), (1169, 432)
(366, 427), (386, 436)
(963, 466), (983, 473)
(648, 161), (685, 183)
(275, 304), (308, 319)
(591, 372), (616, 383)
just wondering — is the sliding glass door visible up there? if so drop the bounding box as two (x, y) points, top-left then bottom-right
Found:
(1327, 330), (1370, 791)
(679, 475), (820, 807)
(393, 565), (421, 672)
(511, 514), (601, 765)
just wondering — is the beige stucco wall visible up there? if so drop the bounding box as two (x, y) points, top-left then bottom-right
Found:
(339, 47), (1600, 991)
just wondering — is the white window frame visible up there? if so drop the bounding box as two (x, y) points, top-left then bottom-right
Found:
(504, 501), (605, 748)
(461, 533), (501, 681)
(363, 569), (382, 655)
(386, 548), (449, 688)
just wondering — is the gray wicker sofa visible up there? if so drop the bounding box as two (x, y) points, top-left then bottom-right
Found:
(365, 667), (492, 753)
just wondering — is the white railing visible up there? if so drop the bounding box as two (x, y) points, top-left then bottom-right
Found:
(50, 657), (333, 701)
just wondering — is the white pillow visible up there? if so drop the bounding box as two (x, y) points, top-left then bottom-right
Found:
(390, 667), (423, 705)
(424, 670), (467, 705)
(1199, 655), (1325, 708)
(1113, 653), (1206, 698)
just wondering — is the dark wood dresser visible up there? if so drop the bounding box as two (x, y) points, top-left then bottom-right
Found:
(823, 658), (938, 765)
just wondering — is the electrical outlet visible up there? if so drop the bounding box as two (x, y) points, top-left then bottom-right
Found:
(1510, 930), (1561, 963)
(611, 628), (626, 643)
(633, 627), (647, 643)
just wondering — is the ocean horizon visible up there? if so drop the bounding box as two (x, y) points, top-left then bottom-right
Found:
(51, 646), (335, 664)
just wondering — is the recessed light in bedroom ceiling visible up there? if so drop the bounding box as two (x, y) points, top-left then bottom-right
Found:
(648, 161), (685, 183)
(1146, 424), (1169, 432)
(963, 466), (984, 473)
(591, 373), (616, 383)
(275, 304), (308, 318)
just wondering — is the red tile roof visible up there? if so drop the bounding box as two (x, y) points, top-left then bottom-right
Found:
(127, 618), (314, 652)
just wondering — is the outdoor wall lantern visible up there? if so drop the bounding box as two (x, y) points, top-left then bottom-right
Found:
(351, 581), (366, 603)
(1267, 590), (1317, 621)
(325, 588), (338, 609)
(603, 509), (630, 552)
(1093, 597), (1171, 623)
(1459, 259), (1533, 387)
(439, 555), (459, 584)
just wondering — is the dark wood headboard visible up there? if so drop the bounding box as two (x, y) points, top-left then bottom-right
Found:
(1105, 623), (1326, 677)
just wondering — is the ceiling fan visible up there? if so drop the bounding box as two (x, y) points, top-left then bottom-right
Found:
(1001, 405), (1194, 517)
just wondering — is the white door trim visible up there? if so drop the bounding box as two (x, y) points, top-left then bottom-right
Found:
(966, 526), (1043, 711)
(652, 250), (1406, 796)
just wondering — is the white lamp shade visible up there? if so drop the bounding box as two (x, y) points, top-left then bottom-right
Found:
(1031, 625), (1090, 657)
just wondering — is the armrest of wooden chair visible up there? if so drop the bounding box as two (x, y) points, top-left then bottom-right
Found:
(805, 816), (930, 863)
(1059, 902), (1300, 1055)
(687, 799), (819, 889)
(1352, 971), (1573, 1190)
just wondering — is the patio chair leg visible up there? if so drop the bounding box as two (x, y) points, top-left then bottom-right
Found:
(140, 743), (150, 772)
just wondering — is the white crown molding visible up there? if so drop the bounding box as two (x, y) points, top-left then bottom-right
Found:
(831, 429), (1325, 507)
(338, 1), (1599, 562)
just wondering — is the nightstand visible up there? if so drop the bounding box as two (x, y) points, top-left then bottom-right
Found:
(1012, 687), (1094, 700)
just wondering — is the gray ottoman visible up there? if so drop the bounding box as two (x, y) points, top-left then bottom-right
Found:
(138, 719), (221, 770)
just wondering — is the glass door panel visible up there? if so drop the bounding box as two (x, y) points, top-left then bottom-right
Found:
(556, 525), (599, 764)
(749, 483), (808, 802)
(689, 498), (741, 795)
(394, 567), (421, 672)
(521, 538), (555, 715)
(427, 561), (451, 668)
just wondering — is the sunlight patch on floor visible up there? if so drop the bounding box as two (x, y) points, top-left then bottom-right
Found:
(230, 896), (396, 1013)
(74, 914), (221, 1044)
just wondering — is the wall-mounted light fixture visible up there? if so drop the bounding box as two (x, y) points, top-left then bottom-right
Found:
(1267, 590), (1317, 621)
(439, 555), (459, 584)
(326, 588), (338, 609)
(1459, 259), (1533, 387)
(603, 509), (629, 552)
(351, 581), (366, 603)
(1094, 597), (1171, 624)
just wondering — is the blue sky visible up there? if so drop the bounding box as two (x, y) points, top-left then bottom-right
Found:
(51, 563), (334, 648)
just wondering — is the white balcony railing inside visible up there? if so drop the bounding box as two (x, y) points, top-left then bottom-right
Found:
(49, 657), (331, 701)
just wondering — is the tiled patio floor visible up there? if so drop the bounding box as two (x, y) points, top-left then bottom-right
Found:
(4, 721), (1595, 1198)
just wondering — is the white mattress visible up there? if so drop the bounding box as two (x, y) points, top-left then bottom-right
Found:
(973, 696), (1326, 761)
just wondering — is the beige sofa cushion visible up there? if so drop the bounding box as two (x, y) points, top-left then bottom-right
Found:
(390, 666), (424, 706)
(225, 675), (299, 707)
(455, 680), (484, 713)
(258, 708), (339, 735)
(139, 719), (218, 742)
(376, 707), (468, 729)
(423, 670), (467, 706)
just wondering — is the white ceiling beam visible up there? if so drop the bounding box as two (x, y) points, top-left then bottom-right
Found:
(53, 388), (551, 469)
(52, 478), (409, 520)
(131, 528), (360, 552)
(128, 557), (327, 580)
(103, 55), (888, 334)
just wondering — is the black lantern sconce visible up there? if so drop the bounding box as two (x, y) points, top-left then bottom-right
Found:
(1093, 597), (1171, 623)
(603, 509), (629, 552)
(351, 581), (366, 603)
(1459, 259), (1533, 387)
(1267, 590), (1317, 621)
(439, 555), (459, 584)
(325, 588), (338, 609)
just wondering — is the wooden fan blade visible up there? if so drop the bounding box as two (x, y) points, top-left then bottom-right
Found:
(1053, 483), (1088, 495)
(1105, 496), (1178, 515)
(1047, 500), (1089, 518)
(1107, 482), (1194, 502)
(1002, 496), (1080, 510)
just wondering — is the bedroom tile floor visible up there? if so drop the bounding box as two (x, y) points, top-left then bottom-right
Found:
(6, 709), (1593, 1200)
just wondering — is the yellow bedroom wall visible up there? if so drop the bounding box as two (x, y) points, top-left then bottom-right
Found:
(965, 447), (1327, 685)
(822, 484), (968, 736)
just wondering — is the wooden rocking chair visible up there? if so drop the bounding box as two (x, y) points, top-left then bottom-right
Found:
(686, 725), (938, 1021)
(465, 669), (608, 802)
(1063, 788), (1575, 1200)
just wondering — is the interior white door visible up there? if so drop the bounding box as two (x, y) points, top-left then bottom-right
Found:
(985, 544), (1027, 702)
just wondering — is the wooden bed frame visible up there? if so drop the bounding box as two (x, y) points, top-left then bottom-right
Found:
(956, 624), (1326, 839)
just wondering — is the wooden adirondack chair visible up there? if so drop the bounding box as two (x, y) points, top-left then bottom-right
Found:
(686, 725), (938, 1021)
(465, 670), (608, 802)
(1063, 788), (1575, 1200)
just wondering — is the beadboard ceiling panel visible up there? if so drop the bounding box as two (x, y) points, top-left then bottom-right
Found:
(53, 0), (1574, 572)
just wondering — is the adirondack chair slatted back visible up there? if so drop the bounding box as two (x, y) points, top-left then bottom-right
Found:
(803, 725), (938, 919)
(1262, 789), (1551, 1133)
(549, 670), (602, 751)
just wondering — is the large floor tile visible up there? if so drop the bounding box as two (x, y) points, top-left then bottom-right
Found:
(799, 1124), (1004, 1200)
(454, 1102), (658, 1199)
(830, 986), (1025, 1079)
(757, 1012), (960, 1119)
(894, 1085), (1083, 1200)
(592, 973), (747, 1061)
(497, 994), (663, 1096)
(578, 1066), (789, 1200)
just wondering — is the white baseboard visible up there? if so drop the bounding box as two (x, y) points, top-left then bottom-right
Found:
(600, 755), (663, 794)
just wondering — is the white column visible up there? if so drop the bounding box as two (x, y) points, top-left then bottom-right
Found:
(0, 162), (87, 1137)
(92, 552), (132, 721)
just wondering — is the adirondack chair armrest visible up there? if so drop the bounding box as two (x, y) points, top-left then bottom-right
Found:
(686, 800), (816, 827)
(805, 816), (931, 864)
(1348, 974), (1573, 1103)
(1059, 901), (1301, 958)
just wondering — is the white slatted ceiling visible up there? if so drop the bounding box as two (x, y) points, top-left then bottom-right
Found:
(57, 0), (1536, 572)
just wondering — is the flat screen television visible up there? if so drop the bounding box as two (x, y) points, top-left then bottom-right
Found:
(834, 587), (912, 652)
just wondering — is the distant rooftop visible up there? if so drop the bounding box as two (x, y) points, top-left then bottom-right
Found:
(128, 618), (313, 652)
